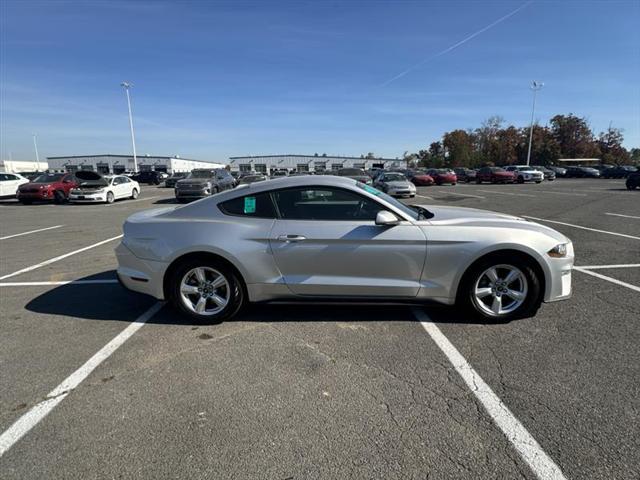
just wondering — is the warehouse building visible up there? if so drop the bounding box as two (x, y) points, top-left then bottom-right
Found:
(46, 155), (225, 175)
(228, 154), (407, 175)
(0, 159), (49, 173)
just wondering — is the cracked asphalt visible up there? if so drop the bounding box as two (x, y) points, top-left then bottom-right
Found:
(0, 178), (638, 479)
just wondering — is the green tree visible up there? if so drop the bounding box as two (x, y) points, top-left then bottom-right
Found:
(443, 130), (475, 167)
(517, 125), (561, 165)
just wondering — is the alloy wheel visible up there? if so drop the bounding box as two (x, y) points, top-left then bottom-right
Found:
(179, 267), (230, 316)
(473, 264), (528, 316)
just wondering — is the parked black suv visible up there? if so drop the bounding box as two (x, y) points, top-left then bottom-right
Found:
(131, 171), (168, 185)
(626, 171), (640, 190)
(174, 168), (235, 202)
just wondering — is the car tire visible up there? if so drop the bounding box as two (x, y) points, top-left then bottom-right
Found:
(131, 188), (139, 199)
(476, 178), (481, 184)
(458, 254), (542, 322)
(53, 190), (66, 204)
(535, 180), (542, 184)
(168, 258), (245, 324)
(517, 176), (525, 184)
(452, 182), (457, 186)
(106, 191), (115, 204)
(20, 199), (33, 205)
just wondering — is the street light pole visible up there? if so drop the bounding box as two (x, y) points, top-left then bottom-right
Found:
(526, 81), (544, 166)
(33, 134), (40, 171)
(121, 82), (138, 172)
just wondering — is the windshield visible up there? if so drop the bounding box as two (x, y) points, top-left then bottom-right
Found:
(188, 170), (215, 179)
(33, 173), (65, 183)
(356, 182), (418, 220)
(383, 173), (406, 182)
(338, 168), (365, 176)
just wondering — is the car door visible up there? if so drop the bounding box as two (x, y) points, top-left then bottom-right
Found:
(0, 174), (8, 196)
(269, 186), (427, 297)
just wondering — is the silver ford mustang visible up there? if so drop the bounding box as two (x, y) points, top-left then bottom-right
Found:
(116, 176), (573, 323)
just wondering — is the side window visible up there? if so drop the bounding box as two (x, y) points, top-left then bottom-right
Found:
(218, 192), (276, 218)
(113, 177), (123, 185)
(273, 187), (382, 221)
(122, 177), (131, 183)
(0, 174), (7, 181)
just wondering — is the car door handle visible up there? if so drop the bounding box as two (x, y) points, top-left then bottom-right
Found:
(277, 234), (307, 243)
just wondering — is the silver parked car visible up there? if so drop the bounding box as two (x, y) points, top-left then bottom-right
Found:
(117, 176), (573, 323)
(174, 168), (235, 202)
(373, 171), (416, 197)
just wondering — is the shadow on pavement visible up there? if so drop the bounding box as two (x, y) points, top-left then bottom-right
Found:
(24, 271), (499, 326)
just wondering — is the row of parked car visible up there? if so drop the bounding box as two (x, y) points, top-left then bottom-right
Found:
(0, 171), (141, 204)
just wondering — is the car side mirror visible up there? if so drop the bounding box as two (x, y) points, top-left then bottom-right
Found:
(375, 210), (400, 226)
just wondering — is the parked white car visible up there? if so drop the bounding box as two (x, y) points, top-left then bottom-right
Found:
(69, 171), (140, 204)
(505, 165), (544, 184)
(0, 173), (30, 199)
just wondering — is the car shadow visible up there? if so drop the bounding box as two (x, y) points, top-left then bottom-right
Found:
(24, 270), (503, 326)
(154, 198), (179, 204)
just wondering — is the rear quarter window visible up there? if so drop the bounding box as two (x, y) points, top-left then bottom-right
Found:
(218, 192), (276, 218)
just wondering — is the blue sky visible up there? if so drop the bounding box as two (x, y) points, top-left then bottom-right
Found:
(2, 0), (639, 162)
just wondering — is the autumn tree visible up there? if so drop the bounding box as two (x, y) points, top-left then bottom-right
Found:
(549, 114), (600, 158)
(442, 130), (475, 167)
(597, 126), (630, 165)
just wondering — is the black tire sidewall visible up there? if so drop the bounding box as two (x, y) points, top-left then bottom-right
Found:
(460, 256), (542, 322)
(168, 259), (245, 324)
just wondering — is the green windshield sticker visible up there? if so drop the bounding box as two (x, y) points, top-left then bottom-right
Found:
(244, 196), (256, 214)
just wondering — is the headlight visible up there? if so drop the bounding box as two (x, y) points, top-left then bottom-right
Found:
(548, 243), (568, 258)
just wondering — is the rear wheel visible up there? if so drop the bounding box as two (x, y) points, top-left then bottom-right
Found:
(517, 176), (525, 184)
(168, 258), (245, 324)
(458, 255), (542, 322)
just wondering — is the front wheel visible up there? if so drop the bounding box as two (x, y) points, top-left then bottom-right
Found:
(106, 191), (115, 204)
(54, 190), (66, 204)
(168, 259), (245, 324)
(458, 256), (542, 322)
(131, 188), (139, 199)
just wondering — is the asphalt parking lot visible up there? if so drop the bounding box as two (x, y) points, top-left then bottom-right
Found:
(1, 178), (638, 479)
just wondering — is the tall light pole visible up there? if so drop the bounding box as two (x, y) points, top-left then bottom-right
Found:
(526, 81), (544, 166)
(121, 82), (138, 172)
(33, 134), (40, 171)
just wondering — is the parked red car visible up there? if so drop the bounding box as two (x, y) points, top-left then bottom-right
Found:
(475, 167), (516, 184)
(407, 170), (435, 186)
(426, 169), (457, 185)
(17, 172), (78, 204)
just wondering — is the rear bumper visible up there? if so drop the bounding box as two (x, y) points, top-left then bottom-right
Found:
(115, 242), (167, 300)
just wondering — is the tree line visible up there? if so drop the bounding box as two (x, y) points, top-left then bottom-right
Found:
(404, 114), (639, 169)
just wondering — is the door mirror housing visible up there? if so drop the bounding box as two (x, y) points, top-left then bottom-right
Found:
(375, 210), (400, 226)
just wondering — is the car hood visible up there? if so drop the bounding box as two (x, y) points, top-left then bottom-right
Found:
(416, 205), (568, 242)
(385, 180), (413, 188)
(176, 178), (210, 185)
(75, 171), (108, 187)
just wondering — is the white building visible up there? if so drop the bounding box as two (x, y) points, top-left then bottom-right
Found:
(0, 159), (49, 173)
(46, 155), (226, 175)
(228, 154), (407, 174)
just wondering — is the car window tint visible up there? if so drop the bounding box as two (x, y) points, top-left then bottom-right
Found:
(273, 187), (381, 221)
(219, 192), (276, 218)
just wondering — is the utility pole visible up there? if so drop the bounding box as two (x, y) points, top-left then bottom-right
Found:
(33, 134), (40, 171)
(121, 82), (138, 172)
(526, 81), (544, 166)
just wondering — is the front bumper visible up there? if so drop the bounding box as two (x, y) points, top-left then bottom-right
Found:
(17, 190), (51, 200)
(544, 243), (574, 302)
(69, 192), (105, 202)
(115, 242), (167, 299)
(175, 188), (210, 199)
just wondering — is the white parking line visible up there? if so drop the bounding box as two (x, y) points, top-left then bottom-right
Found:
(0, 225), (64, 241)
(0, 302), (163, 457)
(477, 189), (536, 198)
(605, 212), (640, 220)
(0, 280), (119, 287)
(522, 216), (640, 241)
(574, 267), (640, 292)
(533, 190), (587, 197)
(577, 264), (640, 270)
(434, 190), (486, 199)
(413, 308), (566, 480)
(0, 234), (123, 281)
(414, 194), (434, 200)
